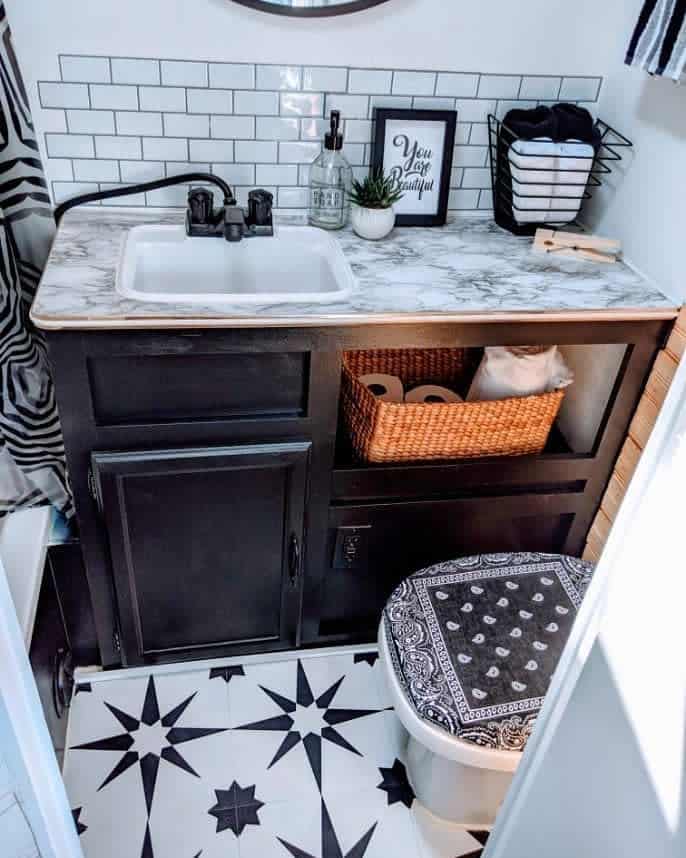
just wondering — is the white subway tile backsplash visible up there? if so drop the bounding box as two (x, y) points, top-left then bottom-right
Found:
(325, 94), (369, 118)
(454, 123), (471, 144)
(99, 184), (148, 206)
(234, 90), (279, 116)
(348, 69), (392, 94)
(120, 160), (165, 183)
(139, 87), (186, 112)
(477, 75), (521, 99)
(209, 63), (255, 89)
(279, 141), (320, 164)
(111, 58), (160, 85)
(478, 189), (493, 210)
(303, 66), (347, 92)
(163, 113), (209, 138)
(161, 60), (208, 87)
(256, 164), (299, 186)
(495, 100), (537, 119)
(189, 139), (234, 162)
(468, 123), (489, 145)
(449, 188), (480, 209)
(42, 55), (602, 212)
(519, 76), (562, 100)
(40, 82), (90, 109)
(412, 97), (456, 110)
(40, 109), (68, 133)
(73, 159), (119, 182)
(461, 167), (491, 189)
(235, 140), (277, 163)
(257, 65), (301, 91)
(435, 73), (479, 98)
(145, 184), (189, 207)
(211, 163), (256, 186)
(257, 117), (299, 141)
(281, 92), (324, 118)
(300, 118), (328, 140)
(52, 181), (99, 203)
(142, 137), (188, 161)
(90, 84), (138, 110)
(46, 133), (94, 158)
(455, 98), (497, 123)
(45, 158), (73, 180)
(343, 119), (372, 143)
(60, 55), (110, 83)
(66, 109), (115, 134)
(392, 71), (436, 96)
(559, 76), (601, 101)
(452, 145), (488, 167)
(343, 143), (366, 166)
(116, 111), (163, 136)
(165, 161), (209, 175)
(187, 89), (233, 114)
(95, 135), (142, 159)
(368, 95), (413, 115)
(210, 115), (255, 139)
(278, 187), (309, 208)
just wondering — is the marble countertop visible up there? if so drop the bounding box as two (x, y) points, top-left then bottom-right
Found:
(31, 207), (678, 330)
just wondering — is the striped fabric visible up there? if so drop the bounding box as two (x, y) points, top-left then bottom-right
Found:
(626, 0), (686, 80)
(0, 4), (72, 517)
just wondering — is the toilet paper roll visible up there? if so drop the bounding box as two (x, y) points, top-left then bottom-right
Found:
(405, 385), (462, 404)
(359, 374), (404, 402)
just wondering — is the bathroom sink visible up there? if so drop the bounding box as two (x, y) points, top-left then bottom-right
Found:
(116, 224), (354, 304)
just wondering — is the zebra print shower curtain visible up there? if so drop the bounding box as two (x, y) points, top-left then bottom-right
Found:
(0, 4), (72, 517)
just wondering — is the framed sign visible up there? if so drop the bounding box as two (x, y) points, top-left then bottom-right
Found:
(371, 109), (457, 226)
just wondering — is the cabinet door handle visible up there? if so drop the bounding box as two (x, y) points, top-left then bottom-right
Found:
(289, 534), (300, 588)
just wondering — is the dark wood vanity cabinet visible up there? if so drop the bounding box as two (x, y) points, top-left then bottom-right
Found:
(45, 318), (671, 668)
(91, 443), (310, 663)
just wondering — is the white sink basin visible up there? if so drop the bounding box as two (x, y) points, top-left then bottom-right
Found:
(116, 224), (354, 304)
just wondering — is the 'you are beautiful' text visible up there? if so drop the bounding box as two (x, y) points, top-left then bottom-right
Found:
(388, 134), (435, 199)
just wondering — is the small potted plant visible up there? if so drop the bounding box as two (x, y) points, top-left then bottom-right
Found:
(348, 170), (403, 241)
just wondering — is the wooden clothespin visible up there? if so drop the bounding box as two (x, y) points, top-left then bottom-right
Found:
(533, 229), (622, 264)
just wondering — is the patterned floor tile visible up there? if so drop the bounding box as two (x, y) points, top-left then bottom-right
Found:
(63, 650), (487, 858)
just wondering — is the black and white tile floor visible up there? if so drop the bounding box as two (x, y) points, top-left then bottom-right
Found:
(63, 649), (489, 858)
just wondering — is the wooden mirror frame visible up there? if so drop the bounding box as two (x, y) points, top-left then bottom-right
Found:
(231, 0), (391, 17)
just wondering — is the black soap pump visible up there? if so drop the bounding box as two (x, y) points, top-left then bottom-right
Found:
(308, 110), (353, 230)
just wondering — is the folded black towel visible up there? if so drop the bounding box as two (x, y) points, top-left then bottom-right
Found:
(502, 103), (597, 144)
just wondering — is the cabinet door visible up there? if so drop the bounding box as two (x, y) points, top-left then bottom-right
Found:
(320, 493), (580, 641)
(92, 442), (310, 665)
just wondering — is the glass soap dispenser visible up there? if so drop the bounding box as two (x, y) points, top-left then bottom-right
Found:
(308, 110), (352, 230)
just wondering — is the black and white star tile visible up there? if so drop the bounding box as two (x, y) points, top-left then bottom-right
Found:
(63, 651), (488, 858)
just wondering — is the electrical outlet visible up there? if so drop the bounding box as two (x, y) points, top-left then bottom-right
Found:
(333, 525), (371, 569)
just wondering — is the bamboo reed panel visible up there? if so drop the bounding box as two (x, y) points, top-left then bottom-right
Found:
(583, 308), (685, 562)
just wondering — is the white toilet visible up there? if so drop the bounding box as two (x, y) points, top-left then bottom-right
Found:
(379, 552), (594, 826)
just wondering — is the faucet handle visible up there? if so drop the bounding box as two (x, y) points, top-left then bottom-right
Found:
(188, 187), (215, 224)
(248, 188), (273, 228)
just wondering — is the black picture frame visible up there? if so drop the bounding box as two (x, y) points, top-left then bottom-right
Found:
(231, 0), (391, 16)
(371, 109), (457, 227)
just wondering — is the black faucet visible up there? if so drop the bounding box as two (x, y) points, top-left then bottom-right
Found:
(186, 187), (274, 242)
(52, 172), (273, 242)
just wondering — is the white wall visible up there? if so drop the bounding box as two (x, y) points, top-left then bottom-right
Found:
(6, 0), (615, 81)
(589, 3), (686, 303)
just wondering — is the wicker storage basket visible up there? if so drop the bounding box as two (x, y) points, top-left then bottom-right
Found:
(341, 349), (566, 464)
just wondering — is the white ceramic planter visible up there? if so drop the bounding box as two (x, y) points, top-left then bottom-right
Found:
(351, 205), (396, 241)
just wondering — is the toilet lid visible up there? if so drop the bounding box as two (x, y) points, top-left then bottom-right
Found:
(383, 552), (594, 752)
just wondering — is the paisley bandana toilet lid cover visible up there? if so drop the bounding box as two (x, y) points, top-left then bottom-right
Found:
(383, 553), (594, 751)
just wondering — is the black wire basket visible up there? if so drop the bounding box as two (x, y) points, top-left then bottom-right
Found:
(487, 114), (632, 236)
